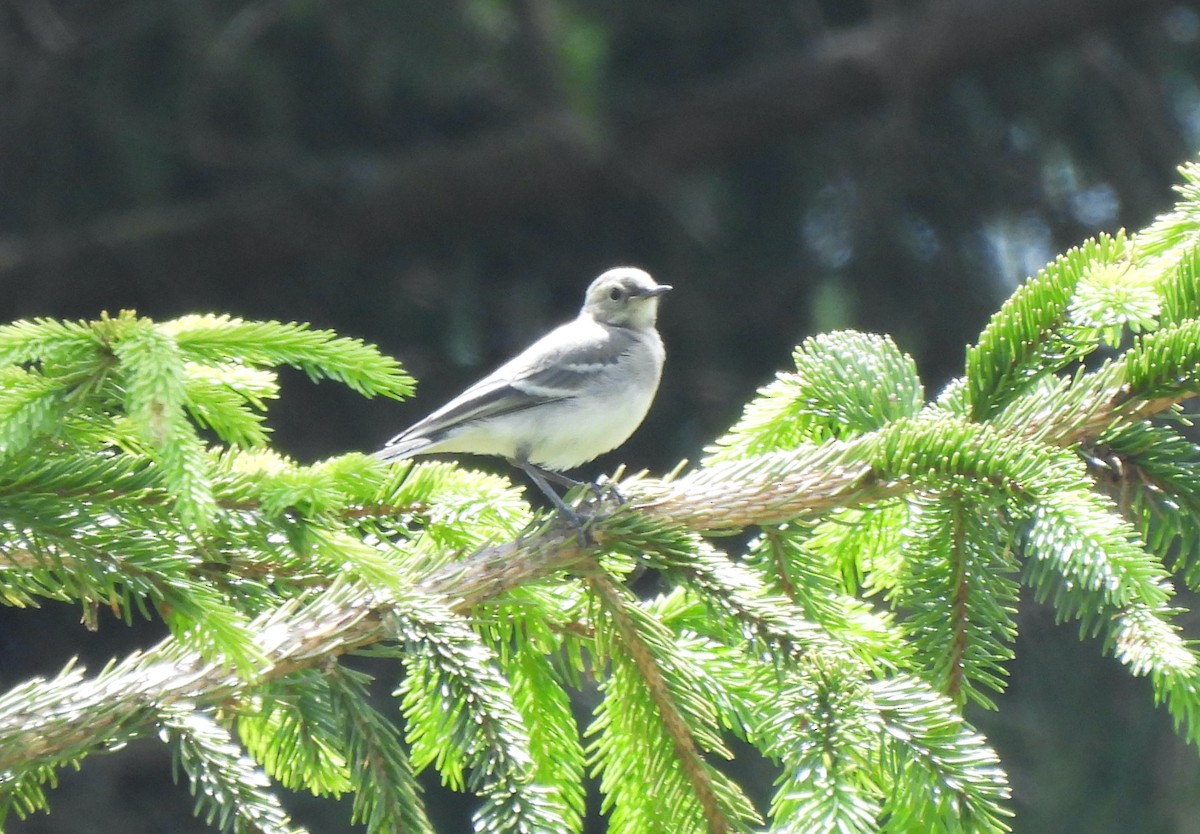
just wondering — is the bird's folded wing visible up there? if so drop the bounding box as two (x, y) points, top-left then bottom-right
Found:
(385, 377), (558, 446)
(511, 336), (628, 396)
(383, 325), (631, 448)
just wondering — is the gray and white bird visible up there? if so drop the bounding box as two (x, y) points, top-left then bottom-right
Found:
(377, 266), (671, 525)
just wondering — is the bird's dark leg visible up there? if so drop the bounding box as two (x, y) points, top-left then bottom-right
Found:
(531, 466), (585, 491)
(529, 462), (623, 506)
(514, 458), (591, 544)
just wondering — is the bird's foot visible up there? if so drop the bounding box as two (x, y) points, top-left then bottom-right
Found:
(561, 506), (594, 547)
(574, 476), (624, 517)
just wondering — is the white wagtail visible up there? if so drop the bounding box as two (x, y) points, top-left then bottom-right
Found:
(378, 267), (671, 533)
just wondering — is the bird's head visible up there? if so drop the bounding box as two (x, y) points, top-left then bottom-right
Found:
(582, 267), (672, 329)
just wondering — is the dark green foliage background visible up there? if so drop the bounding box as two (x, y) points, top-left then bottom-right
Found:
(4, 1), (1200, 831)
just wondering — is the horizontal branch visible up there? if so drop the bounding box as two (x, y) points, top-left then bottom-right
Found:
(0, 372), (1192, 776)
(0, 0), (1171, 274)
(0, 444), (882, 774)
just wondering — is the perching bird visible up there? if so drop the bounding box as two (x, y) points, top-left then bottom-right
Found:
(377, 266), (671, 530)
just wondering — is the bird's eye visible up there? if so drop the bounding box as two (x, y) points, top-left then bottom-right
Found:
(609, 287), (623, 301)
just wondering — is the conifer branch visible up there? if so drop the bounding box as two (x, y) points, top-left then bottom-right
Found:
(587, 572), (735, 834)
(0, 449), (893, 787)
(3, 370), (1197, 779)
(946, 497), (971, 703)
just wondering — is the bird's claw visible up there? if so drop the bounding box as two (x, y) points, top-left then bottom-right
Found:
(577, 476), (625, 511)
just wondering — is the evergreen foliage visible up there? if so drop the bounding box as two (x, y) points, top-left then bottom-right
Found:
(9, 164), (1200, 832)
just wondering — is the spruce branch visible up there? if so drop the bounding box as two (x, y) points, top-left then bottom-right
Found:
(0, 452), (907, 814)
(3, 387), (1198, 783)
(161, 707), (308, 834)
(324, 665), (436, 834)
(589, 569), (759, 834)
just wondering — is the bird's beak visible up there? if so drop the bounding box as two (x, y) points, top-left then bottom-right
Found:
(643, 284), (673, 297)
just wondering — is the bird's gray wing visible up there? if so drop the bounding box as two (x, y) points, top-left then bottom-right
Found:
(506, 326), (633, 395)
(383, 323), (632, 448)
(384, 376), (552, 447)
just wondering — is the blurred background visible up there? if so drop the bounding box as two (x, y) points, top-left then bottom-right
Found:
(4, 0), (1200, 831)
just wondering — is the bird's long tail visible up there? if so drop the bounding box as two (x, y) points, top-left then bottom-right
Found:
(375, 437), (434, 462)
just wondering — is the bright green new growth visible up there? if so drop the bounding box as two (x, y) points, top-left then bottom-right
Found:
(7, 163), (1200, 833)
